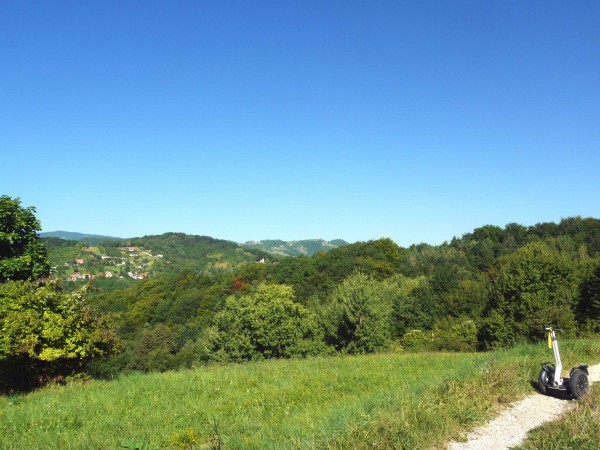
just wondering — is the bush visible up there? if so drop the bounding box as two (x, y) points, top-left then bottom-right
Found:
(207, 283), (327, 362)
(401, 330), (433, 351)
(0, 281), (117, 391)
(402, 318), (477, 352)
(578, 259), (600, 332)
(431, 317), (478, 352)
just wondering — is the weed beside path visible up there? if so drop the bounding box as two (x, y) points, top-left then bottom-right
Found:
(515, 381), (600, 449)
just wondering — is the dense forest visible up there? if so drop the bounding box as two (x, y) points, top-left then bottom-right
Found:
(2, 194), (600, 391)
(84, 216), (600, 378)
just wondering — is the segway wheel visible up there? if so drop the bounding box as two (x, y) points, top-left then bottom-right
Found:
(569, 369), (589, 399)
(538, 369), (551, 395)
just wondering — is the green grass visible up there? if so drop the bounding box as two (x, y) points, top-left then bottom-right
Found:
(2, 339), (600, 449)
(516, 374), (600, 450)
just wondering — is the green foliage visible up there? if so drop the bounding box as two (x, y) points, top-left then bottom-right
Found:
(578, 258), (600, 331)
(323, 273), (393, 353)
(31, 215), (600, 379)
(401, 317), (477, 352)
(262, 238), (404, 302)
(481, 242), (579, 348)
(0, 195), (49, 282)
(208, 283), (327, 362)
(389, 274), (439, 338)
(430, 316), (478, 352)
(0, 281), (117, 391)
(86, 270), (234, 374)
(440, 276), (490, 319)
(401, 330), (433, 351)
(128, 324), (179, 372)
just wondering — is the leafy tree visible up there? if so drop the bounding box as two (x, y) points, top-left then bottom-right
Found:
(469, 225), (505, 244)
(440, 276), (490, 319)
(386, 274), (439, 338)
(480, 242), (578, 348)
(503, 223), (529, 249)
(208, 283), (326, 362)
(0, 196), (49, 282)
(469, 238), (499, 271)
(0, 281), (117, 391)
(128, 324), (178, 372)
(323, 273), (393, 353)
(578, 259), (600, 331)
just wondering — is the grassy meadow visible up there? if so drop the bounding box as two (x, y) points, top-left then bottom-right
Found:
(2, 339), (600, 449)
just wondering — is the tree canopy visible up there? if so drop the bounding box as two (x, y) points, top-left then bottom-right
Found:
(0, 282), (117, 391)
(207, 284), (326, 362)
(0, 196), (49, 282)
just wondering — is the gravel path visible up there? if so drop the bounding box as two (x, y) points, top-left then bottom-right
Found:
(447, 363), (600, 450)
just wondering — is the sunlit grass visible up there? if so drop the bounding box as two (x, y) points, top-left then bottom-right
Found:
(2, 339), (599, 449)
(516, 382), (600, 449)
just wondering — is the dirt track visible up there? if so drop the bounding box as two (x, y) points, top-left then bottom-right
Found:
(447, 363), (600, 449)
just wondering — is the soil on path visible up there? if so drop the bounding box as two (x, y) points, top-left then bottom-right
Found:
(447, 363), (600, 449)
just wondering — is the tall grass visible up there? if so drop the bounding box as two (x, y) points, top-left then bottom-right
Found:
(516, 383), (600, 449)
(1, 339), (599, 449)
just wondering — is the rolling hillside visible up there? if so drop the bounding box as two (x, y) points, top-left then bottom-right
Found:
(241, 238), (348, 256)
(40, 231), (122, 244)
(42, 232), (274, 285)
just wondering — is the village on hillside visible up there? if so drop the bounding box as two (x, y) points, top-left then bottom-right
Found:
(49, 245), (167, 282)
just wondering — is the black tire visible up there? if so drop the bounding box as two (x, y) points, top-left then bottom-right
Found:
(539, 368), (552, 395)
(569, 369), (589, 399)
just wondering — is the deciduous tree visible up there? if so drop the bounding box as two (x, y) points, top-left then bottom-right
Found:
(208, 283), (326, 362)
(0, 195), (49, 282)
(0, 282), (117, 391)
(480, 242), (578, 348)
(323, 273), (393, 353)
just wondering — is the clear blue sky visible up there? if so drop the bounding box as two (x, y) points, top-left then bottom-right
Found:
(2, 1), (599, 246)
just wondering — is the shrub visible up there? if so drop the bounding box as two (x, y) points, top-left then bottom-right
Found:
(401, 330), (433, 351)
(431, 317), (478, 352)
(207, 283), (327, 362)
(401, 318), (477, 352)
(0, 281), (117, 391)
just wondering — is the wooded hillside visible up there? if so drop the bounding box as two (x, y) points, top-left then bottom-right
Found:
(3, 196), (600, 390)
(83, 217), (600, 378)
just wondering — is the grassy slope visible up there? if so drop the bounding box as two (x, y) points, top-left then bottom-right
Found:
(2, 339), (600, 449)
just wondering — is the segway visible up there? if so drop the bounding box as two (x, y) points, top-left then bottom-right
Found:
(538, 326), (589, 399)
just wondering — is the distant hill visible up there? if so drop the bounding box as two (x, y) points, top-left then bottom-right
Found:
(40, 231), (122, 245)
(41, 232), (273, 287)
(129, 232), (272, 273)
(241, 238), (349, 256)
(40, 231), (348, 257)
